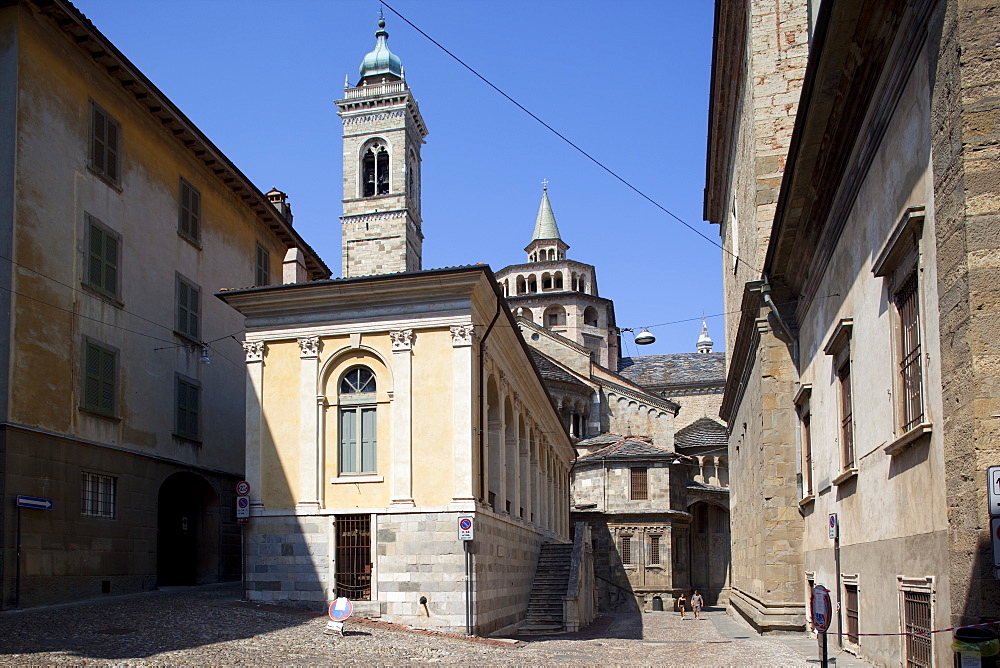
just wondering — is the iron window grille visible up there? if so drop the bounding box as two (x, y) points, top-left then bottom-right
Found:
(335, 514), (372, 600)
(896, 271), (924, 432)
(631, 467), (648, 501)
(649, 535), (661, 565)
(621, 535), (632, 565)
(81, 472), (116, 518)
(903, 590), (932, 668)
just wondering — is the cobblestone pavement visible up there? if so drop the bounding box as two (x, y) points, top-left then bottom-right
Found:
(0, 584), (833, 666)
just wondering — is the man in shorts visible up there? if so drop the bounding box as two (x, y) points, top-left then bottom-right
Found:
(691, 590), (704, 620)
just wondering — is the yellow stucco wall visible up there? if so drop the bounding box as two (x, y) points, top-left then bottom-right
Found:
(260, 340), (302, 509)
(410, 329), (455, 507)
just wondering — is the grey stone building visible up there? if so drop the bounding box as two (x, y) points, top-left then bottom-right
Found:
(706, 0), (1000, 664)
(497, 190), (731, 613)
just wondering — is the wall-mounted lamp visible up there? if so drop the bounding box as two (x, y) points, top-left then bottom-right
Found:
(199, 346), (211, 365)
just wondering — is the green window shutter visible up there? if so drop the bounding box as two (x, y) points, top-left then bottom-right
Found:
(340, 408), (357, 474)
(103, 233), (118, 295)
(84, 342), (115, 415)
(361, 407), (377, 473)
(88, 225), (105, 291)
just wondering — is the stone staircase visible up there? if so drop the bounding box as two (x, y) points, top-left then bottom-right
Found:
(520, 542), (573, 634)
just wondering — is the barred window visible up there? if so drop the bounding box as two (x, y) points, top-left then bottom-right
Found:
(649, 535), (661, 565)
(631, 467), (648, 501)
(81, 472), (116, 518)
(903, 590), (932, 667)
(621, 535), (632, 565)
(88, 101), (120, 185)
(896, 271), (924, 432)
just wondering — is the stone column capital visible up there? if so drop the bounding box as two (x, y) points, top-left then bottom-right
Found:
(242, 340), (265, 363)
(390, 329), (414, 352)
(450, 323), (476, 347)
(298, 336), (321, 358)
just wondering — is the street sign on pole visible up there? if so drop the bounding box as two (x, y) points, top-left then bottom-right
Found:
(236, 480), (251, 496)
(828, 513), (838, 540)
(236, 495), (250, 519)
(458, 516), (474, 541)
(16, 496), (53, 510)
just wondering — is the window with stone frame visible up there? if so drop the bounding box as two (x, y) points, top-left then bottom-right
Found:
(873, 207), (929, 446)
(899, 576), (934, 668)
(620, 535), (632, 565)
(630, 467), (648, 500)
(88, 100), (120, 185)
(361, 140), (389, 197)
(649, 534), (661, 565)
(794, 385), (813, 498)
(339, 366), (377, 474)
(824, 319), (855, 474)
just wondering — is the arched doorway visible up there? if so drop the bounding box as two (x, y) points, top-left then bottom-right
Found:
(157, 472), (219, 586)
(688, 501), (731, 605)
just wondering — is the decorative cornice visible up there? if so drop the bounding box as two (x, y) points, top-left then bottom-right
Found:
(390, 329), (413, 351)
(298, 336), (320, 358)
(450, 323), (476, 347)
(341, 210), (407, 224)
(242, 340), (265, 363)
(342, 110), (407, 125)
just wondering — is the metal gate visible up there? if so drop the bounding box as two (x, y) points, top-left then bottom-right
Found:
(334, 514), (371, 600)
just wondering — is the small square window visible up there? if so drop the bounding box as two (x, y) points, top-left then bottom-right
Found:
(85, 216), (120, 299)
(83, 339), (117, 416)
(176, 276), (200, 340)
(178, 178), (201, 243)
(89, 101), (120, 185)
(255, 243), (270, 286)
(175, 375), (200, 440)
(81, 472), (117, 518)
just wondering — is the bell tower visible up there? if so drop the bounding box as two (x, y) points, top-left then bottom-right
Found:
(336, 18), (428, 278)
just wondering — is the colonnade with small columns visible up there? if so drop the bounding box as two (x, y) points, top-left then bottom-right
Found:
(480, 359), (570, 537)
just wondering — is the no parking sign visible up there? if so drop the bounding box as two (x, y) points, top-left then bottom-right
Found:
(458, 516), (474, 541)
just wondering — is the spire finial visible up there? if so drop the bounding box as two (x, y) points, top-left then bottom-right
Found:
(541, 178), (549, 191)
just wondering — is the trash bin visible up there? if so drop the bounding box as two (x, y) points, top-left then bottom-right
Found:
(953, 627), (1000, 668)
(652, 596), (663, 612)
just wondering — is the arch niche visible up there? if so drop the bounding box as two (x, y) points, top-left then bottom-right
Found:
(157, 472), (219, 586)
(687, 501), (731, 604)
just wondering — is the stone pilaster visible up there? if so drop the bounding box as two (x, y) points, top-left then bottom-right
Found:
(390, 329), (414, 506)
(243, 340), (265, 510)
(296, 336), (321, 511)
(450, 323), (476, 507)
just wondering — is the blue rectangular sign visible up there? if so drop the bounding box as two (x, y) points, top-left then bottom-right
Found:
(16, 495), (53, 510)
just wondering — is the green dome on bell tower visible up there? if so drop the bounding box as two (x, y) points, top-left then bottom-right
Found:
(358, 18), (403, 84)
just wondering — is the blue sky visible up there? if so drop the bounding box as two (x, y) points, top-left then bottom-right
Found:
(75, 0), (721, 357)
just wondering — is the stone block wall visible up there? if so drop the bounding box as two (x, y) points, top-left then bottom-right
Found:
(246, 514), (329, 609)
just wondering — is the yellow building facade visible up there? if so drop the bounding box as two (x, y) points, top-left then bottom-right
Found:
(219, 266), (574, 634)
(0, 0), (326, 608)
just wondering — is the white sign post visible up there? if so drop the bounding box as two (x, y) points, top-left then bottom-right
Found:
(458, 516), (474, 541)
(828, 513), (838, 540)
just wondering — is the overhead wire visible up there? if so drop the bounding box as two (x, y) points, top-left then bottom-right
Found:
(380, 1), (759, 275)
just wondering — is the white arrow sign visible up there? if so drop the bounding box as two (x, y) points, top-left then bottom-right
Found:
(16, 495), (53, 510)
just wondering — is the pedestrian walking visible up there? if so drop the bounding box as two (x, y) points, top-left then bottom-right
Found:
(691, 590), (704, 620)
(677, 593), (687, 619)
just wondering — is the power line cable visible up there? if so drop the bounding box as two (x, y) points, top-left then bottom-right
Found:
(380, 1), (757, 274)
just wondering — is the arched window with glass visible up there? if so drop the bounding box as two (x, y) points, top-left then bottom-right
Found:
(339, 366), (377, 474)
(361, 141), (390, 197)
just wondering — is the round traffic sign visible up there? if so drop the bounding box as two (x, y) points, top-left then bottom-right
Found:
(237, 496), (249, 509)
(329, 597), (353, 621)
(459, 518), (472, 531)
(236, 481), (251, 496)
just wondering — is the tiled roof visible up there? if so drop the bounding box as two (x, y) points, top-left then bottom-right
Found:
(575, 436), (678, 462)
(618, 352), (726, 389)
(674, 417), (729, 451)
(529, 350), (590, 390)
